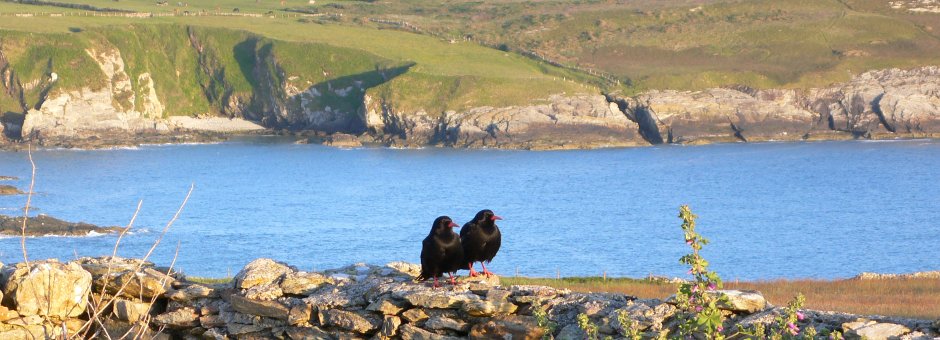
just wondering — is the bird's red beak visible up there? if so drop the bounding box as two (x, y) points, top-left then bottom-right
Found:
(491, 215), (503, 221)
(449, 222), (459, 228)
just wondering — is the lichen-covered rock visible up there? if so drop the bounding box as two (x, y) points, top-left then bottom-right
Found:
(167, 283), (216, 302)
(380, 315), (402, 338)
(284, 325), (333, 339)
(280, 271), (331, 296)
(401, 291), (478, 309)
(0, 260), (92, 319)
(716, 290), (767, 313)
(469, 315), (545, 340)
(609, 300), (676, 332)
(367, 296), (409, 315)
(424, 315), (470, 332)
(462, 296), (518, 317)
(235, 258), (293, 290)
(318, 309), (382, 334)
(399, 323), (464, 340)
(843, 319), (912, 340)
(230, 294), (290, 320)
(113, 298), (153, 322)
(154, 307), (199, 328)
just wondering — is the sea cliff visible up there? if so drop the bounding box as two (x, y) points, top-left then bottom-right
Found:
(2, 26), (939, 150)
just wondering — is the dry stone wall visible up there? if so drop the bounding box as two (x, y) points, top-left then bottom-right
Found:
(0, 257), (937, 339)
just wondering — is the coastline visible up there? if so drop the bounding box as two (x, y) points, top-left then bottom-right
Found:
(2, 129), (938, 152)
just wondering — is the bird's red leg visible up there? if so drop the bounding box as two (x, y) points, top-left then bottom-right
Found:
(467, 262), (479, 277)
(448, 272), (457, 285)
(432, 276), (440, 288)
(481, 262), (494, 277)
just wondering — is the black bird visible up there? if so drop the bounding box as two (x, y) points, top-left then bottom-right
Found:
(459, 209), (503, 277)
(418, 216), (464, 287)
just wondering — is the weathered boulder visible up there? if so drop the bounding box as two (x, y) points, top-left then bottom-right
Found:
(97, 267), (175, 300)
(235, 258), (293, 290)
(283, 326), (334, 339)
(469, 315), (545, 340)
(0, 260), (92, 319)
(843, 319), (912, 340)
(326, 133), (363, 148)
(716, 290), (767, 313)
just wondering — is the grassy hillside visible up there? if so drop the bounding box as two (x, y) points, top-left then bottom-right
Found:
(303, 0), (940, 91)
(2, 0), (939, 112)
(0, 1), (593, 123)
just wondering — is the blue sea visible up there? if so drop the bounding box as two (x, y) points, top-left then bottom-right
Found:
(1, 138), (938, 280)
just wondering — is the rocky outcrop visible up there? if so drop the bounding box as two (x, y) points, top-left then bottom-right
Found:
(0, 257), (936, 339)
(0, 185), (21, 195)
(610, 67), (940, 145)
(0, 214), (122, 237)
(363, 94), (649, 149)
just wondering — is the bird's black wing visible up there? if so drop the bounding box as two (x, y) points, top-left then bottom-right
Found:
(418, 235), (441, 281)
(483, 225), (502, 263)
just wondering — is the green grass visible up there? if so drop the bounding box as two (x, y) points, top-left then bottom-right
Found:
(186, 276), (233, 284)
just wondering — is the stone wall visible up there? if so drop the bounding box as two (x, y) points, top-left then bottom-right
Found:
(0, 257), (937, 339)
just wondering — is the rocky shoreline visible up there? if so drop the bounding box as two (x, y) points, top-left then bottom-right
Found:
(0, 257), (937, 339)
(0, 214), (122, 237)
(3, 65), (940, 151)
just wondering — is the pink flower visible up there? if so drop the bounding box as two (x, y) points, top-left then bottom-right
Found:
(717, 326), (724, 332)
(707, 283), (717, 291)
(691, 285), (699, 292)
(787, 322), (799, 335)
(796, 311), (805, 321)
(694, 306), (703, 312)
(686, 239), (693, 245)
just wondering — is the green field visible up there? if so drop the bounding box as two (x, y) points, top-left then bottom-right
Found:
(1, 0), (939, 119)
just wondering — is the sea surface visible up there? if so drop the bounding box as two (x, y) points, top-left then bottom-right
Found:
(1, 138), (938, 280)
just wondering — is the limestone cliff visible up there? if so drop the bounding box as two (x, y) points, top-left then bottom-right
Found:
(361, 94), (648, 149)
(609, 66), (940, 145)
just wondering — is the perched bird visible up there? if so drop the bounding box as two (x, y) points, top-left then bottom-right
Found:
(460, 209), (502, 277)
(418, 216), (464, 287)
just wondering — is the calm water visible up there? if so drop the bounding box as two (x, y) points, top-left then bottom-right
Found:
(0, 138), (938, 280)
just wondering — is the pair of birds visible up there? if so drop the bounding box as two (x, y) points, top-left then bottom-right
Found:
(418, 209), (502, 287)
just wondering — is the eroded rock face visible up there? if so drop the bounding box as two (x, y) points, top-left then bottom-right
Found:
(613, 67), (940, 145)
(0, 260), (92, 319)
(362, 94), (649, 149)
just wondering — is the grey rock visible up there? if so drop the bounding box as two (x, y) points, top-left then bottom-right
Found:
(319, 309), (382, 334)
(284, 326), (333, 340)
(230, 294), (290, 320)
(281, 271), (332, 296)
(380, 315), (402, 338)
(716, 290), (767, 313)
(844, 319), (912, 340)
(399, 324), (464, 340)
(424, 316), (470, 332)
(235, 258), (293, 290)
(469, 315), (545, 340)
(609, 300), (676, 332)
(154, 307), (199, 328)
(168, 283), (216, 302)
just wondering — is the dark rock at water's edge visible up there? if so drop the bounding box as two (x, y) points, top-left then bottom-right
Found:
(0, 257), (937, 339)
(0, 185), (22, 196)
(0, 214), (122, 237)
